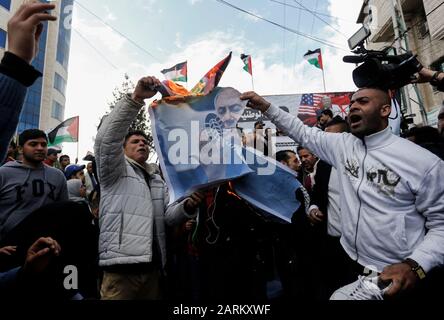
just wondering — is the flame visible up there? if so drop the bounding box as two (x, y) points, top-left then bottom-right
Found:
(227, 182), (241, 200)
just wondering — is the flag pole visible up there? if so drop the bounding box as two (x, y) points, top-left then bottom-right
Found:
(321, 68), (327, 92)
(251, 75), (255, 91)
(76, 117), (80, 164)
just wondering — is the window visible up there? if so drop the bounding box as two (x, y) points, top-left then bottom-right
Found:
(0, 28), (6, 49)
(54, 73), (67, 96)
(0, 0), (11, 10)
(52, 101), (64, 121)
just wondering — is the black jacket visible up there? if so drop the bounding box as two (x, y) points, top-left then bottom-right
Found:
(310, 160), (332, 216)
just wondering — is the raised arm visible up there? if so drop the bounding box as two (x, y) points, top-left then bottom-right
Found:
(94, 76), (160, 185)
(0, 2), (57, 162)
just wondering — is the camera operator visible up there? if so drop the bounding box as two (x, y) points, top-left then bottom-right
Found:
(413, 67), (444, 92)
(439, 105), (444, 139)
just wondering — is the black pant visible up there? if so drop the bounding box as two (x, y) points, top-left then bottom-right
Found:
(0, 201), (99, 299)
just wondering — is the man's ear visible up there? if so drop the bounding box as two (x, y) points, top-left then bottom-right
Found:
(381, 104), (392, 118)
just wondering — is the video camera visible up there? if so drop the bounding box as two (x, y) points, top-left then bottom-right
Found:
(343, 26), (423, 90)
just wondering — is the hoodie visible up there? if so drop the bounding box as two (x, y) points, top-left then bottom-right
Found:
(67, 179), (88, 204)
(0, 161), (68, 239)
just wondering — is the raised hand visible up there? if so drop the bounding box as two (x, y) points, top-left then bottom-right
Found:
(7, 1), (57, 64)
(240, 92), (272, 113)
(131, 76), (162, 104)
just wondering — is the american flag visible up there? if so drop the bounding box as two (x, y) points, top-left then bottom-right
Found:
(298, 94), (323, 116)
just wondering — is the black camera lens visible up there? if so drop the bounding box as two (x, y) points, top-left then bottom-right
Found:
(353, 58), (385, 88)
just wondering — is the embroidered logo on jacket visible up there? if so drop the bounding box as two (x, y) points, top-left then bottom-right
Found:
(344, 159), (360, 179)
(366, 166), (401, 197)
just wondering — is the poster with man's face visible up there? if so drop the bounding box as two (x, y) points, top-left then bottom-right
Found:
(149, 87), (252, 203)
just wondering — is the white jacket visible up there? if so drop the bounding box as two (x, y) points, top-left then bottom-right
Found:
(94, 95), (195, 268)
(265, 105), (444, 273)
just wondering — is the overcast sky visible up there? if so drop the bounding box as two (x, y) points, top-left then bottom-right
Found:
(62, 0), (363, 160)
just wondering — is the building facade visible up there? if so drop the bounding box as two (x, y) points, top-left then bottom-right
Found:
(357, 0), (444, 126)
(0, 0), (73, 133)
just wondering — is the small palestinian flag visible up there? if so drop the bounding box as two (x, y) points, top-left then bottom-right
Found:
(47, 116), (79, 146)
(241, 54), (253, 75)
(191, 52), (232, 95)
(303, 49), (323, 70)
(161, 61), (187, 82)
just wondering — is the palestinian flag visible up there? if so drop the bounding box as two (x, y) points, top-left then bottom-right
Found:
(303, 49), (323, 70)
(161, 61), (188, 82)
(191, 52), (232, 95)
(47, 116), (79, 146)
(241, 54), (253, 75)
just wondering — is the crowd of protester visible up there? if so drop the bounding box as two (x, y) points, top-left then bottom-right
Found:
(1, 1), (444, 301)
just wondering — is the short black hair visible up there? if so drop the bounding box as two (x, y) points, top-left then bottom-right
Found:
(124, 130), (149, 146)
(18, 129), (47, 147)
(321, 109), (334, 118)
(276, 150), (296, 163)
(297, 146), (311, 153)
(325, 116), (350, 132)
(405, 126), (443, 144)
(60, 155), (70, 162)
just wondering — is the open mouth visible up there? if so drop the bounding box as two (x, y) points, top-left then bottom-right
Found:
(349, 114), (363, 129)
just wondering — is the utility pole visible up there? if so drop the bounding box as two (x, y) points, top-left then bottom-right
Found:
(390, 0), (428, 125)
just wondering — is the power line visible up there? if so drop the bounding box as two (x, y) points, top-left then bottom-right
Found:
(310, 0), (320, 35)
(270, 0), (355, 23)
(73, 0), (161, 62)
(426, 1), (444, 16)
(73, 29), (120, 70)
(214, 0), (347, 51)
(293, 6), (302, 76)
(292, 0), (348, 38)
(283, 0), (287, 91)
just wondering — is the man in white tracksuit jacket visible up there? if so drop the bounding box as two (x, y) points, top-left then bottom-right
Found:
(241, 88), (444, 298)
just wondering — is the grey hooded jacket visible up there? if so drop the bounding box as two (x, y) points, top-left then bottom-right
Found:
(94, 94), (195, 268)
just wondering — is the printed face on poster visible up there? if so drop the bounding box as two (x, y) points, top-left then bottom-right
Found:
(150, 87), (253, 203)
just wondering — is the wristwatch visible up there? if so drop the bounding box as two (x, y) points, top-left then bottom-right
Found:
(430, 71), (443, 86)
(403, 258), (426, 280)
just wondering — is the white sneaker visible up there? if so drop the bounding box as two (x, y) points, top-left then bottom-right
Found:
(330, 276), (390, 300)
